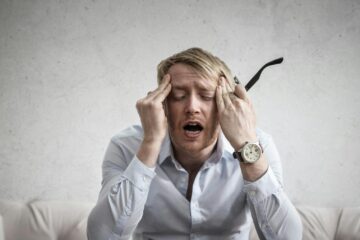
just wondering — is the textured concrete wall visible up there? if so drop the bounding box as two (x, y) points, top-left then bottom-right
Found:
(0, 0), (359, 207)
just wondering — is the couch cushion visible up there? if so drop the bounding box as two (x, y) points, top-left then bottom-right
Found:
(1, 201), (359, 240)
(335, 207), (360, 240)
(296, 206), (341, 240)
(0, 200), (94, 240)
(0, 214), (4, 240)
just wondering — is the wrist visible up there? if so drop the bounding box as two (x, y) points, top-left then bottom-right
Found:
(240, 156), (268, 182)
(137, 139), (162, 167)
(231, 134), (257, 151)
(143, 134), (165, 146)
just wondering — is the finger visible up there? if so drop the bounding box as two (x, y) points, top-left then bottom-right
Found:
(224, 76), (235, 93)
(216, 84), (225, 111)
(147, 74), (171, 100)
(233, 82), (250, 103)
(220, 77), (232, 107)
(153, 81), (172, 103)
(229, 93), (238, 102)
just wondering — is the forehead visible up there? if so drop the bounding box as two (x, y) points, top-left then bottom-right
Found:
(168, 63), (217, 90)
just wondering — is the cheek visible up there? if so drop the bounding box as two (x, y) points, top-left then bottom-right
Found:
(165, 102), (182, 127)
(204, 104), (219, 131)
(205, 102), (218, 119)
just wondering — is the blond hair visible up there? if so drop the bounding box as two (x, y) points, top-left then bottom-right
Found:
(157, 47), (233, 87)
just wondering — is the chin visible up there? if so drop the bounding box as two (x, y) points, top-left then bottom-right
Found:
(171, 132), (219, 154)
(181, 141), (207, 153)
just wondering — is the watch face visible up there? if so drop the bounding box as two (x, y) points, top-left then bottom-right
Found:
(242, 143), (262, 163)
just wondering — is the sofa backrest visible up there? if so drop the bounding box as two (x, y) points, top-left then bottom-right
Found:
(1, 200), (360, 240)
(298, 206), (360, 240)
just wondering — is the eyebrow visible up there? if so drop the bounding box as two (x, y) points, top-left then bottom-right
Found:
(171, 86), (187, 91)
(197, 85), (216, 92)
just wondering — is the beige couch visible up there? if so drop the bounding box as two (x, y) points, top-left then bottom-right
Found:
(0, 200), (359, 240)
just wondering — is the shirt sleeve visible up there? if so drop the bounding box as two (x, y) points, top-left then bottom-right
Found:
(87, 138), (156, 240)
(243, 133), (303, 240)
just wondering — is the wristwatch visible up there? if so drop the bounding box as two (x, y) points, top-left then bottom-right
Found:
(233, 141), (263, 164)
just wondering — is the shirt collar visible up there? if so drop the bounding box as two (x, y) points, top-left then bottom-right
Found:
(157, 131), (234, 167)
(158, 132), (172, 165)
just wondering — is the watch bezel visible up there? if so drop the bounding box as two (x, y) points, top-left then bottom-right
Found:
(233, 141), (263, 164)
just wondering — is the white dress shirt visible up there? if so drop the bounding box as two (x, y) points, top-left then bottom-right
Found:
(87, 125), (302, 240)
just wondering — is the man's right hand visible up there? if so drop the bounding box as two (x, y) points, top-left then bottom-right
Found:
(135, 74), (172, 167)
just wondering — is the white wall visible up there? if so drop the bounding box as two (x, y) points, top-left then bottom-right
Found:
(0, 0), (359, 207)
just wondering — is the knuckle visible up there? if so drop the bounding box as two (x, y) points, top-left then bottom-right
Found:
(238, 100), (247, 108)
(233, 99), (242, 108)
(135, 100), (142, 109)
(146, 101), (161, 111)
(148, 101), (156, 108)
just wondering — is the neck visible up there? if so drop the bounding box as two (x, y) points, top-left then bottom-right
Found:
(172, 139), (218, 174)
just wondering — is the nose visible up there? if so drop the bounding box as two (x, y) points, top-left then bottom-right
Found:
(185, 94), (201, 115)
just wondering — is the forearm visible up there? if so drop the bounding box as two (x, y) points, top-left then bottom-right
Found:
(240, 155), (268, 182)
(137, 138), (162, 167)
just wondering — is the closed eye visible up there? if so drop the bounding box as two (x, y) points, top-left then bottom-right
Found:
(201, 95), (214, 101)
(170, 94), (186, 101)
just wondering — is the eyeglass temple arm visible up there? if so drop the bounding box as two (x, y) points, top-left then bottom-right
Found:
(235, 57), (283, 91)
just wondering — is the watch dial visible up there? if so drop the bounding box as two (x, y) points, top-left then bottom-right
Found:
(243, 143), (261, 163)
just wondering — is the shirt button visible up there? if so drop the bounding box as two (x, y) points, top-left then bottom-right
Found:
(111, 185), (118, 194)
(124, 207), (131, 216)
(192, 202), (199, 208)
(142, 175), (147, 182)
(261, 223), (269, 229)
(249, 191), (256, 196)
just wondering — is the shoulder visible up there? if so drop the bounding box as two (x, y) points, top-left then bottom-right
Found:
(110, 125), (144, 150)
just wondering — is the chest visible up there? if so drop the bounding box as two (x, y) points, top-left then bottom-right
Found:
(136, 164), (250, 234)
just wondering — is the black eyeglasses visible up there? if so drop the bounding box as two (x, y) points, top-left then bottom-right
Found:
(234, 57), (284, 91)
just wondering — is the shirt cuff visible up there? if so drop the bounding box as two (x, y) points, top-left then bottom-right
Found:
(122, 156), (157, 191)
(242, 167), (282, 202)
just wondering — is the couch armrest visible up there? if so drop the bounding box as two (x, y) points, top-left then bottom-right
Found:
(0, 214), (4, 240)
(0, 200), (95, 240)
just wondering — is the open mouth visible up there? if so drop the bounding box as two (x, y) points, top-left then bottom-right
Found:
(183, 122), (203, 137)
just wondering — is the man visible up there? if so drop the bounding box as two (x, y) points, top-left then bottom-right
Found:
(87, 48), (302, 240)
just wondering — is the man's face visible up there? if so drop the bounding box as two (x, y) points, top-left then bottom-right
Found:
(165, 63), (220, 155)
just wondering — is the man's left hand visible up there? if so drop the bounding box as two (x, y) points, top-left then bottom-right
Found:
(215, 76), (268, 181)
(215, 76), (257, 150)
